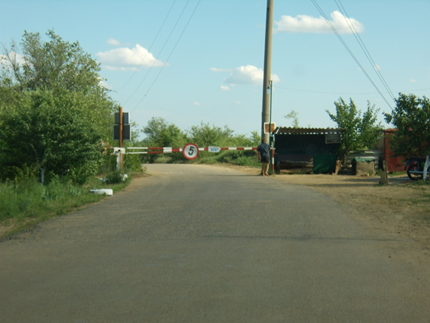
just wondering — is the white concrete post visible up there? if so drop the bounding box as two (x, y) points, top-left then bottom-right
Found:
(423, 155), (430, 180)
(114, 148), (125, 171)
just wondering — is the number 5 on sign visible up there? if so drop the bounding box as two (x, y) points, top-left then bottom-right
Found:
(182, 143), (199, 160)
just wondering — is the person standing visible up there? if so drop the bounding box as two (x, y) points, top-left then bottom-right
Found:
(257, 139), (270, 176)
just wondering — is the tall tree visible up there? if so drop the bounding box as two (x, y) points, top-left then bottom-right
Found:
(187, 122), (235, 147)
(0, 30), (116, 183)
(384, 93), (430, 158)
(2, 30), (100, 93)
(141, 117), (186, 148)
(326, 98), (383, 162)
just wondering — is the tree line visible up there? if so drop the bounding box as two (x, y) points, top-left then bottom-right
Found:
(287, 95), (430, 163)
(0, 30), (117, 184)
(1, 30), (429, 186)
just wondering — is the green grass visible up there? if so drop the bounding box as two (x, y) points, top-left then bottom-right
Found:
(0, 172), (140, 239)
(409, 180), (430, 187)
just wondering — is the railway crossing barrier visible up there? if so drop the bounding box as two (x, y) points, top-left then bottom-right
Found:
(113, 144), (275, 173)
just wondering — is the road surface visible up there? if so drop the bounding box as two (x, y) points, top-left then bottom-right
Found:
(1, 164), (430, 322)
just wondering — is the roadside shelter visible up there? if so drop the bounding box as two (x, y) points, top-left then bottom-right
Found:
(274, 127), (344, 174)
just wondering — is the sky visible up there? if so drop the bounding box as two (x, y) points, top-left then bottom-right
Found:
(1, 0), (429, 140)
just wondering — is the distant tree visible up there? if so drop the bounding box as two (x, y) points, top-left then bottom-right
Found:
(284, 110), (300, 128)
(141, 117), (187, 148)
(248, 130), (261, 147)
(0, 30), (116, 183)
(384, 93), (430, 158)
(187, 122), (236, 147)
(326, 98), (383, 162)
(140, 118), (260, 163)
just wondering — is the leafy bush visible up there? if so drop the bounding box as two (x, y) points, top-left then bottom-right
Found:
(0, 30), (116, 184)
(105, 171), (126, 184)
(326, 98), (383, 162)
(138, 118), (260, 164)
(384, 94), (430, 158)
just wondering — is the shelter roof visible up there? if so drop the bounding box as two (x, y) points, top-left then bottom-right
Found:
(275, 127), (345, 135)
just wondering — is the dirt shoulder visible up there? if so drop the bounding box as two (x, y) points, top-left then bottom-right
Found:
(219, 164), (430, 253)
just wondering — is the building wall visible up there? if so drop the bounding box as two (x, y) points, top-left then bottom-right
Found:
(384, 129), (406, 172)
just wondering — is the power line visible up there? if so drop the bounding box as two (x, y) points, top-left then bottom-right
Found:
(275, 84), (430, 95)
(124, 0), (192, 105)
(116, 0), (177, 93)
(335, 0), (396, 101)
(131, 0), (202, 112)
(310, 0), (393, 109)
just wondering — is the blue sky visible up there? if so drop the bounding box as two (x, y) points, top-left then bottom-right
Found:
(1, 0), (429, 139)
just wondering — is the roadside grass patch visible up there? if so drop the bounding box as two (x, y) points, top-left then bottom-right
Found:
(0, 172), (139, 239)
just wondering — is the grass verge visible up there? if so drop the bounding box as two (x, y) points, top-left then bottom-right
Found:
(0, 172), (139, 240)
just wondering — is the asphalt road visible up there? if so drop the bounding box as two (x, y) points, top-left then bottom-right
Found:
(1, 164), (430, 322)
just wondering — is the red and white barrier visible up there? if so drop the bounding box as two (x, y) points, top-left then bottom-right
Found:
(123, 147), (257, 154)
(115, 145), (276, 173)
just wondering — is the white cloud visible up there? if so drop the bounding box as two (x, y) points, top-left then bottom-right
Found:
(0, 51), (25, 68)
(103, 66), (140, 72)
(210, 67), (233, 72)
(220, 85), (230, 91)
(97, 44), (164, 71)
(99, 78), (113, 89)
(235, 101), (241, 105)
(107, 38), (122, 46)
(410, 79), (417, 83)
(274, 11), (364, 34)
(223, 65), (280, 85)
(193, 101), (201, 106)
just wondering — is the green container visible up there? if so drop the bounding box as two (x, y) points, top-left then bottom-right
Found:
(313, 153), (338, 174)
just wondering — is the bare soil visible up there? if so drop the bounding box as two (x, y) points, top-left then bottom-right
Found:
(223, 164), (430, 253)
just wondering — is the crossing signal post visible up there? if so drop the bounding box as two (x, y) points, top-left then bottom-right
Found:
(113, 107), (131, 170)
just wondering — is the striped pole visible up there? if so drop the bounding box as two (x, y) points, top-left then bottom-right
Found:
(272, 148), (275, 174)
(122, 147), (258, 154)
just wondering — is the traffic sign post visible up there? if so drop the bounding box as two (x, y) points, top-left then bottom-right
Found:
(113, 107), (131, 170)
(113, 108), (131, 142)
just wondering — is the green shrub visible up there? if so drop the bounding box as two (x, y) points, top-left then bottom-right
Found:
(105, 171), (125, 184)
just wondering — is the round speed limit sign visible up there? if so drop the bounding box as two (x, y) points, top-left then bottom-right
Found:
(182, 143), (199, 160)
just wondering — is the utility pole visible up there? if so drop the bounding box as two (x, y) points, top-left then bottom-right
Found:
(119, 107), (124, 170)
(261, 0), (274, 143)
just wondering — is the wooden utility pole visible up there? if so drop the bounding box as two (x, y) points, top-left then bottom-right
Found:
(261, 0), (274, 143)
(119, 107), (124, 169)
(119, 107), (124, 148)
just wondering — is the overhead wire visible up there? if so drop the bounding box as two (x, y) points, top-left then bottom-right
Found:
(310, 0), (393, 109)
(275, 84), (430, 95)
(116, 0), (177, 93)
(335, 0), (396, 101)
(124, 0), (192, 106)
(131, 0), (202, 112)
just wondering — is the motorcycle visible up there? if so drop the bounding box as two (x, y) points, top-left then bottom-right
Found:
(405, 156), (430, 180)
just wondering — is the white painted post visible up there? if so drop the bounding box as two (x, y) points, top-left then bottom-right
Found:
(116, 151), (121, 171)
(423, 155), (430, 181)
(40, 168), (45, 184)
(114, 147), (125, 171)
